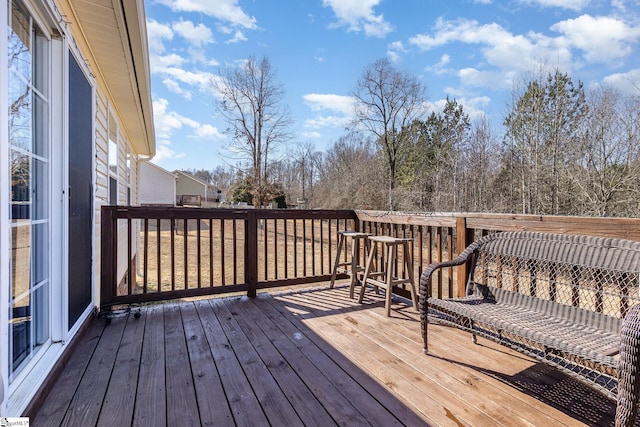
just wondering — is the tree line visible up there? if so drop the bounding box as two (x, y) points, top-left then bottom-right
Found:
(193, 56), (640, 217)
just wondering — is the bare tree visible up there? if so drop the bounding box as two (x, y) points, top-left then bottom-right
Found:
(314, 133), (385, 209)
(214, 56), (292, 207)
(352, 58), (427, 210)
(459, 115), (502, 212)
(570, 86), (640, 216)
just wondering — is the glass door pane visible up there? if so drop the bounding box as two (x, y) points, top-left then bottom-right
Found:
(8, 0), (51, 378)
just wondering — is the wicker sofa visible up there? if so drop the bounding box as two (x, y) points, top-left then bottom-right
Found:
(419, 231), (640, 426)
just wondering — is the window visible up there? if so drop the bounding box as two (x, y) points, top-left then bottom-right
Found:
(108, 112), (118, 205)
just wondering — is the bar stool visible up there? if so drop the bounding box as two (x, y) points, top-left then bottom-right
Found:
(358, 235), (418, 317)
(329, 231), (371, 298)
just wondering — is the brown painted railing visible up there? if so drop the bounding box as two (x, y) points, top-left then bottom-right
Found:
(100, 207), (358, 309)
(101, 207), (640, 310)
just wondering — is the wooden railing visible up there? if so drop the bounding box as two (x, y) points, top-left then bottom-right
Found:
(100, 207), (359, 309)
(355, 211), (640, 301)
(101, 207), (640, 310)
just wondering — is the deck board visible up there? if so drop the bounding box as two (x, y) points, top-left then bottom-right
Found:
(132, 304), (166, 427)
(164, 303), (200, 426)
(30, 284), (625, 426)
(193, 299), (269, 427)
(180, 302), (234, 426)
(252, 293), (427, 427)
(218, 297), (336, 427)
(213, 298), (304, 426)
(32, 319), (105, 427)
(61, 314), (126, 427)
(97, 310), (145, 427)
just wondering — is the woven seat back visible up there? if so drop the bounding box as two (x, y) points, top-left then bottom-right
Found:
(469, 232), (640, 328)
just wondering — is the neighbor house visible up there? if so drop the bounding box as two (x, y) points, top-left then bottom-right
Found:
(1, 0), (155, 415)
(139, 161), (177, 206)
(175, 170), (214, 204)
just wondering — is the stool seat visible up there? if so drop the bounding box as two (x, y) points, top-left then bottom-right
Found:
(329, 231), (371, 298)
(358, 235), (418, 316)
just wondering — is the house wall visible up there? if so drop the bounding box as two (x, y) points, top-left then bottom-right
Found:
(94, 91), (141, 295)
(176, 173), (207, 198)
(140, 162), (176, 205)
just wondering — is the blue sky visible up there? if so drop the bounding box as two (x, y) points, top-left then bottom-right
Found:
(144, 0), (640, 172)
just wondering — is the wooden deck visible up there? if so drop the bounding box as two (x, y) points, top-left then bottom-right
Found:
(31, 284), (622, 426)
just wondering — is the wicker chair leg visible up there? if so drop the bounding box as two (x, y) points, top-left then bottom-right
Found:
(469, 319), (477, 344)
(422, 322), (428, 354)
(616, 304), (640, 427)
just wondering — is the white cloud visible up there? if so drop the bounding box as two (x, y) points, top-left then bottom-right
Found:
(300, 131), (322, 139)
(153, 98), (224, 143)
(225, 30), (248, 44)
(161, 67), (219, 96)
(194, 124), (225, 140)
(387, 41), (407, 63)
(303, 93), (355, 115)
(153, 144), (186, 163)
(302, 94), (355, 133)
(304, 115), (352, 130)
(163, 78), (192, 99)
(425, 54), (451, 75)
(602, 69), (640, 95)
(156, 0), (257, 29)
(172, 20), (214, 47)
(409, 18), (573, 75)
(322, 0), (393, 38)
(551, 15), (640, 64)
(146, 19), (173, 54)
(457, 68), (518, 89)
(518, 0), (590, 11)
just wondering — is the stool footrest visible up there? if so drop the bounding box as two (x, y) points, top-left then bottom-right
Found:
(365, 278), (412, 288)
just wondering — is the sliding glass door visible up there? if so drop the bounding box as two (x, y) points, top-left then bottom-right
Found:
(8, 0), (51, 379)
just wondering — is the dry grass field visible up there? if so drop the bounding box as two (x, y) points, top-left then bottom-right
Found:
(129, 218), (457, 298)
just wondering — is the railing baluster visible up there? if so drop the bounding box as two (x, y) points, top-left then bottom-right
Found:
(311, 219), (316, 276)
(233, 219), (238, 285)
(284, 218), (289, 279)
(293, 219), (298, 277)
(274, 219), (278, 280)
(220, 219), (225, 286)
(184, 218), (188, 289)
(320, 219), (325, 275)
(197, 219), (202, 288)
(303, 219), (308, 277)
(170, 218), (175, 291)
(142, 218), (147, 294)
(157, 218), (161, 292)
(447, 227), (453, 297)
(209, 219), (213, 287)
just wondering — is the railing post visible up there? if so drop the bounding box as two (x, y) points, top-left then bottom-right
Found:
(245, 210), (258, 297)
(100, 206), (116, 310)
(456, 216), (473, 297)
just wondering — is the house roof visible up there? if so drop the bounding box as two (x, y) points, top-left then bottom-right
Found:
(174, 170), (211, 188)
(67, 0), (155, 156)
(141, 161), (177, 179)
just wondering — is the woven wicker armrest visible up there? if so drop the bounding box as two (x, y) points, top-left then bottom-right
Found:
(617, 304), (640, 426)
(419, 237), (490, 353)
